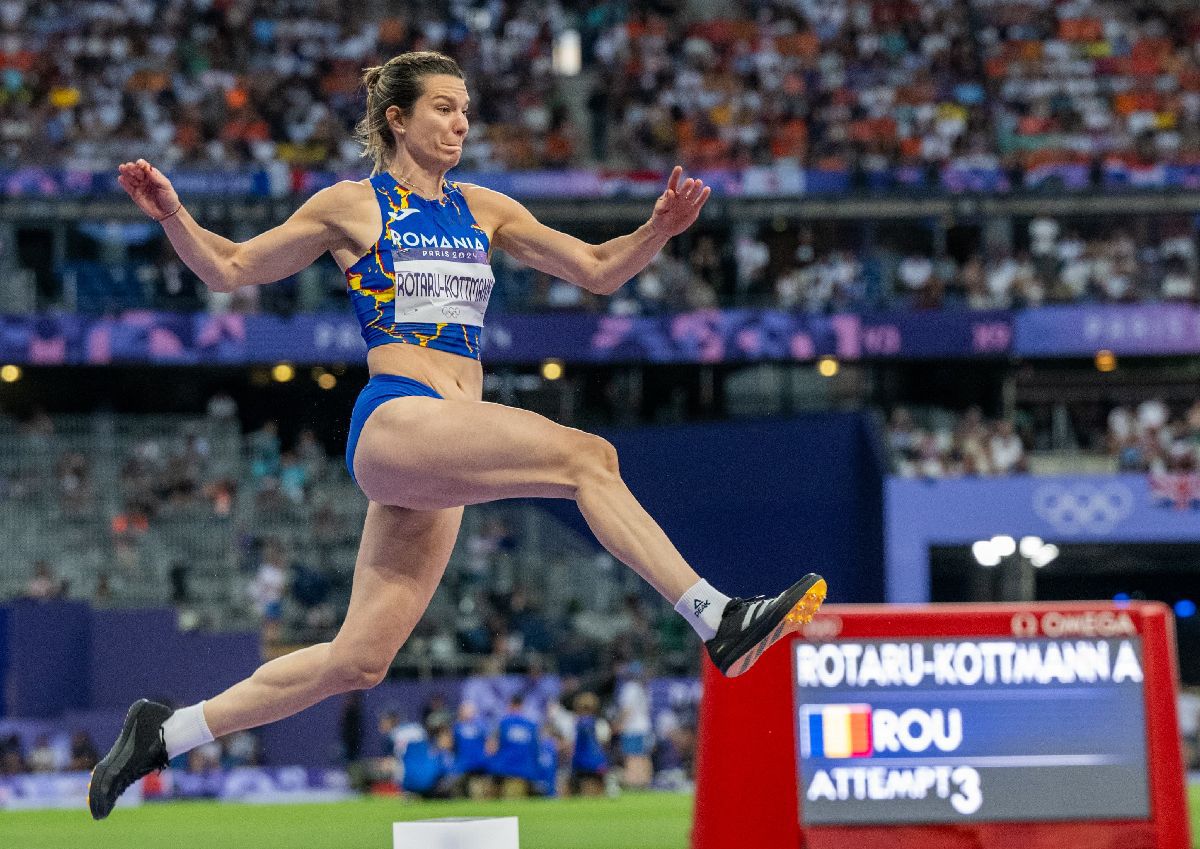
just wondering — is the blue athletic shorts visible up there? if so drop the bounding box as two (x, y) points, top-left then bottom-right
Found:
(620, 732), (648, 757)
(345, 374), (443, 485)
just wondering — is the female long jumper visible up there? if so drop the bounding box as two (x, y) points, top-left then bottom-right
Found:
(88, 51), (826, 820)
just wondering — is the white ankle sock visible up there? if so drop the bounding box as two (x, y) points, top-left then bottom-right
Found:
(162, 701), (215, 759)
(674, 579), (731, 641)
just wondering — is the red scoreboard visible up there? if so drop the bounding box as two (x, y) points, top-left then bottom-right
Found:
(693, 602), (1190, 849)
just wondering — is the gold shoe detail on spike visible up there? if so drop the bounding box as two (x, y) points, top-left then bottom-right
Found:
(785, 580), (828, 625)
(726, 579), (828, 677)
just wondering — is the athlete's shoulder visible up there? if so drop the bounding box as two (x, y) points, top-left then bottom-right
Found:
(300, 179), (375, 215)
(455, 182), (528, 230)
(455, 182), (523, 239)
(297, 180), (377, 234)
(326, 178), (378, 204)
(455, 182), (517, 206)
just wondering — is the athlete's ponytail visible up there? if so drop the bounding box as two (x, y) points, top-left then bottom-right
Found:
(355, 52), (465, 176)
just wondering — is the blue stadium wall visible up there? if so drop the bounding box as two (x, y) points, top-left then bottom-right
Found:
(542, 411), (887, 604)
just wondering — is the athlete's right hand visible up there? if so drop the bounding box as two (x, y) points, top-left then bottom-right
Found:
(117, 159), (181, 221)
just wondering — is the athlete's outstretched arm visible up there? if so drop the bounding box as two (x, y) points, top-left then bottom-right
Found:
(117, 159), (359, 292)
(477, 165), (711, 295)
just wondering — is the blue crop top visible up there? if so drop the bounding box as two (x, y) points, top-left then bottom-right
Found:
(344, 173), (495, 360)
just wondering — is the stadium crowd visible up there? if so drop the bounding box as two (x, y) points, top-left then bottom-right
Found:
(0, 673), (697, 795)
(0, 729), (98, 776)
(41, 211), (1200, 316)
(6, 0), (1200, 316)
(367, 676), (695, 798)
(591, 0), (984, 174)
(4, 401), (695, 677)
(5, 0), (1199, 177)
(978, 0), (1200, 182)
(886, 405), (1030, 478)
(1, 0), (583, 173)
(887, 396), (1200, 479)
(1106, 398), (1200, 473)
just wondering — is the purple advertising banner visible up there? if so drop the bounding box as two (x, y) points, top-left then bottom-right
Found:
(2, 305), (1197, 364)
(9, 163), (1200, 201)
(1, 165), (854, 200)
(148, 766), (352, 804)
(7, 305), (1200, 365)
(1015, 304), (1200, 357)
(0, 771), (142, 810)
(0, 309), (1017, 365)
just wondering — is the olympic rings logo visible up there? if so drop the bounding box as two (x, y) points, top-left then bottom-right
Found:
(1032, 482), (1134, 534)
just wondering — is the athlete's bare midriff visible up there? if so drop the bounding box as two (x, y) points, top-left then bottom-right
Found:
(366, 342), (483, 402)
(329, 178), (487, 403)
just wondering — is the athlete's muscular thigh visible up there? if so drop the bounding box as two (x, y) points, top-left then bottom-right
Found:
(352, 396), (603, 509)
(329, 501), (462, 678)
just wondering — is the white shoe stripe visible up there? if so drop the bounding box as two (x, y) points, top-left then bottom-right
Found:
(742, 600), (765, 630)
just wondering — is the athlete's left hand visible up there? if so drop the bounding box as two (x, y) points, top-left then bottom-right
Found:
(650, 166), (712, 239)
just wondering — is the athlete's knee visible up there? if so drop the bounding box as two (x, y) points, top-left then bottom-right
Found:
(324, 643), (391, 692)
(572, 433), (620, 487)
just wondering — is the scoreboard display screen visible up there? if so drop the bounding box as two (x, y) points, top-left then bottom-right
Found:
(793, 632), (1151, 825)
(695, 602), (1190, 849)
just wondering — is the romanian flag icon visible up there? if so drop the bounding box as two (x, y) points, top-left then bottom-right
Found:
(803, 704), (873, 758)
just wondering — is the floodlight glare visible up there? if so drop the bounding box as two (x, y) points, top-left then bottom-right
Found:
(990, 535), (1016, 557)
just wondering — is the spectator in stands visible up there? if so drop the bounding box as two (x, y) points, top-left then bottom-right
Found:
(886, 407), (918, 460)
(0, 734), (26, 775)
(958, 254), (991, 309)
(535, 725), (563, 798)
(1187, 403), (1200, 451)
(310, 500), (346, 564)
(294, 428), (327, 484)
(290, 561), (335, 637)
(616, 661), (653, 789)
(248, 538), (287, 644)
(400, 725), (454, 799)
(611, 592), (657, 666)
(451, 700), (491, 798)
(570, 691), (610, 796)
(110, 503), (150, 570)
(422, 694), (453, 733)
(221, 731), (260, 769)
(248, 420), (281, 481)
(456, 590), (496, 655)
(93, 572), (114, 606)
(55, 450), (94, 515)
(186, 741), (222, 776)
(279, 451), (308, 504)
(25, 559), (64, 600)
(989, 420), (1028, 475)
(27, 734), (58, 773)
(651, 708), (688, 791)
(376, 710), (426, 787)
(887, 407), (1029, 479)
(980, 0), (1200, 183)
(1108, 405), (1139, 463)
(956, 407), (994, 476)
(206, 392), (238, 422)
(377, 710), (399, 760)
(508, 587), (556, 655)
(67, 731), (98, 772)
(488, 695), (540, 798)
